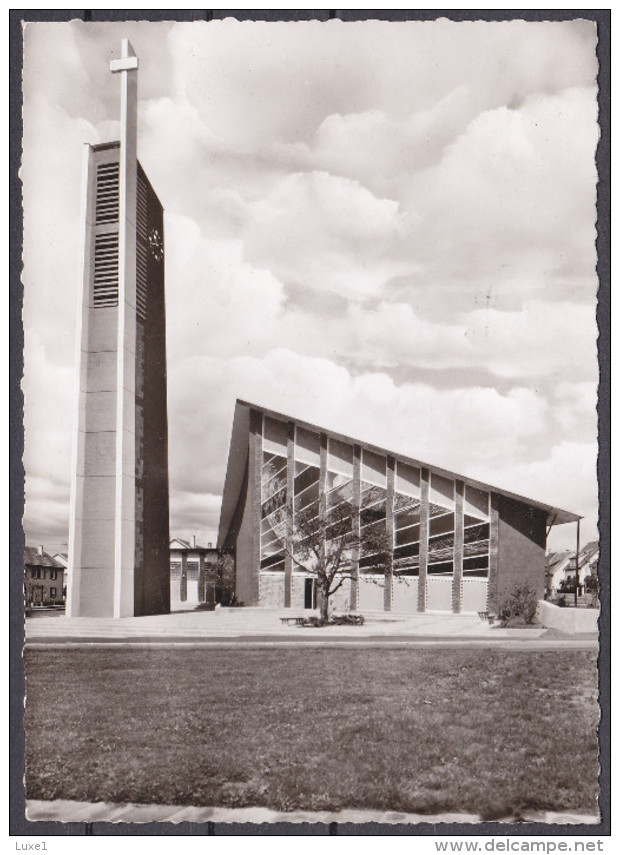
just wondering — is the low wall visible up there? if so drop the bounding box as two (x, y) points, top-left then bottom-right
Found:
(537, 599), (599, 634)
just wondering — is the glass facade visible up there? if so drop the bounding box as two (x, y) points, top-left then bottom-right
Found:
(260, 418), (288, 572)
(257, 415), (492, 606)
(463, 485), (490, 578)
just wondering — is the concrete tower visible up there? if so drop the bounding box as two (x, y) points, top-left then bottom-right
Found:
(67, 40), (170, 617)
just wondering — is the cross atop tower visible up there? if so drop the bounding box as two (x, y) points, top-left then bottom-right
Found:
(110, 38), (138, 73)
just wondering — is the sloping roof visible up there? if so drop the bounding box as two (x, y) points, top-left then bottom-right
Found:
(546, 550), (572, 570)
(24, 547), (64, 568)
(218, 399), (581, 547)
(570, 541), (599, 570)
(169, 538), (216, 553)
(580, 541), (599, 559)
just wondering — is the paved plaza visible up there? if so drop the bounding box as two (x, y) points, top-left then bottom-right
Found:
(24, 607), (598, 649)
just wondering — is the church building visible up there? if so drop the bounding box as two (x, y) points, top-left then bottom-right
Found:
(217, 400), (580, 614)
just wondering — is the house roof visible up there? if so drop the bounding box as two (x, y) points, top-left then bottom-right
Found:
(546, 550), (572, 569)
(569, 541), (599, 570)
(218, 399), (582, 548)
(24, 547), (64, 568)
(169, 538), (216, 553)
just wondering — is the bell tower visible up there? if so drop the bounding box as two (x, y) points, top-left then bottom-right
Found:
(67, 40), (170, 617)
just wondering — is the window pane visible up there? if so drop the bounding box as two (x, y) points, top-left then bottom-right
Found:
(295, 482), (319, 513)
(430, 473), (455, 510)
(295, 426), (320, 466)
(427, 561), (454, 576)
(261, 487), (286, 518)
(463, 540), (489, 558)
(360, 501), (386, 528)
(261, 553), (286, 571)
(328, 438), (353, 477)
(361, 483), (387, 508)
(429, 512), (454, 537)
(359, 554), (386, 573)
(263, 416), (288, 455)
(463, 555), (489, 577)
(395, 524), (420, 547)
(326, 515), (352, 541)
(294, 465), (319, 495)
(394, 542), (420, 560)
(395, 506), (421, 530)
(464, 485), (490, 521)
(327, 478), (354, 507)
(428, 532), (454, 563)
(395, 461), (420, 498)
(464, 522), (489, 543)
(362, 449), (386, 487)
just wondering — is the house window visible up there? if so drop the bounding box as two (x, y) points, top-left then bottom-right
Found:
(50, 587), (57, 599)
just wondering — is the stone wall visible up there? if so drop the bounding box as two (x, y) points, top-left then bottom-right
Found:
(537, 600), (599, 634)
(358, 576), (385, 611)
(259, 572), (285, 608)
(392, 576), (418, 613)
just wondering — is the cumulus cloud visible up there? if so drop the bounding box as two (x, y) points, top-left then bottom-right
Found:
(20, 20), (601, 550)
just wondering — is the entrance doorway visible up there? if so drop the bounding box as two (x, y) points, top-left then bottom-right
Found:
(304, 578), (317, 609)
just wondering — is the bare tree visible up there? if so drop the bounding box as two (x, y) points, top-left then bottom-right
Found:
(271, 498), (390, 623)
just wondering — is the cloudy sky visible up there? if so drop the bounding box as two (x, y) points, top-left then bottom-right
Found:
(21, 18), (599, 554)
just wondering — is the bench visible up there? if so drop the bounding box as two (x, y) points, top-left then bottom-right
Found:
(280, 616), (305, 626)
(478, 611), (497, 625)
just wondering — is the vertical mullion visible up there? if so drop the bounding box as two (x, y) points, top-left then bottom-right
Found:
(453, 480), (464, 613)
(350, 444), (361, 611)
(250, 409), (263, 606)
(488, 493), (500, 613)
(284, 422), (295, 608)
(384, 456), (395, 612)
(418, 467), (430, 612)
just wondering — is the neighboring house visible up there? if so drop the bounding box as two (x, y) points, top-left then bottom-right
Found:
(170, 537), (218, 607)
(568, 541), (599, 588)
(52, 552), (69, 596)
(577, 541), (599, 580)
(24, 547), (65, 607)
(547, 541), (599, 595)
(546, 550), (573, 595)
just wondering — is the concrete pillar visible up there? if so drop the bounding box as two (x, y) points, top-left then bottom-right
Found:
(453, 480), (464, 613)
(350, 445), (361, 611)
(284, 422), (295, 607)
(318, 433), (328, 612)
(113, 39), (139, 618)
(417, 467), (430, 612)
(249, 409), (263, 606)
(384, 456), (395, 611)
(488, 493), (500, 612)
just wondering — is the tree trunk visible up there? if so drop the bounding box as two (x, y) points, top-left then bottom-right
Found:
(319, 590), (329, 624)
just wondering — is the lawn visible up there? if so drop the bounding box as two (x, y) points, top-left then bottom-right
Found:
(24, 647), (599, 818)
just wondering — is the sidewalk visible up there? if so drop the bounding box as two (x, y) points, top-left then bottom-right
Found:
(24, 608), (598, 647)
(25, 798), (600, 826)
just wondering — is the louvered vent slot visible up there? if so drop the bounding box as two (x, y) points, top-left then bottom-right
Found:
(93, 232), (119, 307)
(136, 174), (148, 320)
(96, 162), (119, 224)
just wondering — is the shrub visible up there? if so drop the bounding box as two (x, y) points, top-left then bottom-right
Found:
(584, 575), (599, 595)
(498, 585), (539, 626)
(558, 576), (577, 594)
(299, 614), (365, 628)
(330, 614), (365, 626)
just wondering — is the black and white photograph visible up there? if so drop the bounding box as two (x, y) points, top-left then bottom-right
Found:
(13, 10), (608, 838)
